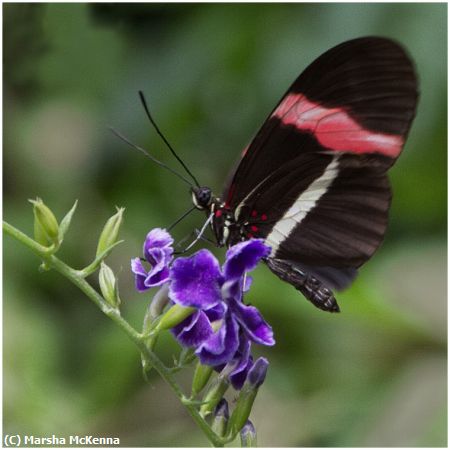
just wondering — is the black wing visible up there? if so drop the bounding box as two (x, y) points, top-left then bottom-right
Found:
(223, 36), (418, 210)
(222, 37), (418, 312)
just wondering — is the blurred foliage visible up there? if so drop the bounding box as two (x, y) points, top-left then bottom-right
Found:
(3, 3), (447, 447)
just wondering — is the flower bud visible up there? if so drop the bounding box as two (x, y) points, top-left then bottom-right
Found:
(229, 358), (269, 436)
(199, 376), (230, 418)
(191, 362), (214, 397)
(247, 357), (268, 389)
(99, 262), (120, 308)
(96, 207), (124, 257)
(240, 420), (257, 447)
(211, 399), (229, 438)
(30, 198), (59, 246)
(34, 214), (51, 247)
(156, 304), (196, 331)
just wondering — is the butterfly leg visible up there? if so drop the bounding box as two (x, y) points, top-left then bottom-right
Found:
(174, 214), (215, 255)
(266, 259), (340, 313)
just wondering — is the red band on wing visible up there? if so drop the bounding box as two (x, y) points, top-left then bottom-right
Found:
(273, 94), (403, 157)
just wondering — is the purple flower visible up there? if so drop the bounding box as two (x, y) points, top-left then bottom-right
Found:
(131, 228), (174, 291)
(169, 239), (274, 387)
(131, 228), (275, 391)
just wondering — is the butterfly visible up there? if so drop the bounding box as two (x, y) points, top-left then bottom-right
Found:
(189, 37), (418, 313)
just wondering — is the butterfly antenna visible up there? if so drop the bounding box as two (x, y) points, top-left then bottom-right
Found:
(139, 91), (200, 187)
(109, 127), (194, 187)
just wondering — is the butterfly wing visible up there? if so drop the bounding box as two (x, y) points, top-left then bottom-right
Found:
(234, 151), (390, 269)
(223, 36), (418, 209)
(221, 37), (418, 311)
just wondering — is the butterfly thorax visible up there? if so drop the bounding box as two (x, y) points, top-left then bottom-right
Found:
(212, 201), (267, 247)
(210, 203), (237, 247)
(191, 186), (242, 247)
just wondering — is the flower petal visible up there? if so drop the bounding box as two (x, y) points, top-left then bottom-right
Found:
(221, 279), (243, 303)
(213, 336), (252, 390)
(228, 338), (252, 390)
(196, 314), (239, 366)
(223, 239), (271, 281)
(135, 274), (148, 292)
(143, 228), (174, 256)
(205, 302), (227, 322)
(172, 311), (213, 347)
(230, 356), (253, 390)
(131, 258), (150, 292)
(247, 357), (269, 388)
(169, 249), (223, 309)
(232, 299), (275, 346)
(131, 257), (147, 276)
(243, 275), (253, 292)
(145, 266), (170, 288)
(147, 247), (171, 267)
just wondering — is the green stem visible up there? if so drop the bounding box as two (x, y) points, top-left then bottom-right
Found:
(3, 220), (229, 447)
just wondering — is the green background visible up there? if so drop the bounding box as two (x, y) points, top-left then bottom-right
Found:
(3, 3), (447, 446)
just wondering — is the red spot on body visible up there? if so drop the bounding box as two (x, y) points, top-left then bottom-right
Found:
(251, 210), (258, 217)
(273, 93), (403, 157)
(250, 225), (258, 232)
(261, 213), (268, 221)
(215, 210), (222, 218)
(247, 233), (254, 238)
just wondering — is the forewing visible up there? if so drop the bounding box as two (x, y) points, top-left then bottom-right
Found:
(223, 37), (418, 209)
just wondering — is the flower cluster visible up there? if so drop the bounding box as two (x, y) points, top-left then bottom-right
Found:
(131, 228), (274, 390)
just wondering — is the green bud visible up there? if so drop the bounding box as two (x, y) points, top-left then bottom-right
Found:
(34, 213), (51, 246)
(96, 207), (124, 257)
(240, 420), (257, 447)
(199, 376), (230, 418)
(98, 262), (120, 308)
(30, 198), (59, 246)
(229, 386), (257, 436)
(156, 304), (196, 331)
(229, 358), (268, 436)
(191, 362), (214, 397)
(211, 399), (229, 438)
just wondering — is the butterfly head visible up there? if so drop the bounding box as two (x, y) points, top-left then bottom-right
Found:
(191, 186), (213, 210)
